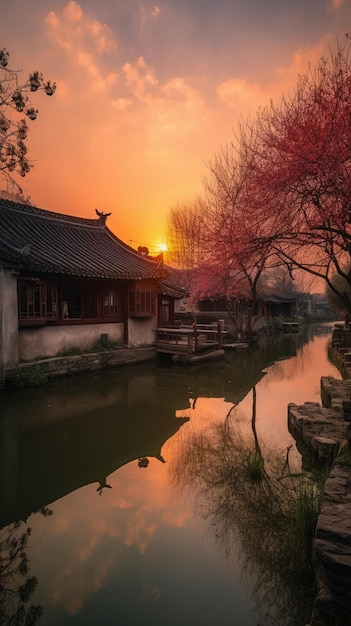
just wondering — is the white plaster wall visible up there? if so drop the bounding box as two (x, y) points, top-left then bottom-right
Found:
(127, 316), (157, 346)
(0, 269), (19, 368)
(19, 322), (124, 361)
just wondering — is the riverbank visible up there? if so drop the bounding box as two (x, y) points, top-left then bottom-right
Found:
(2, 339), (252, 388)
(3, 346), (157, 388)
(288, 325), (351, 626)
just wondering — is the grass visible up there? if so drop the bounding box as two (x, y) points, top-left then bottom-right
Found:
(6, 363), (49, 387)
(57, 339), (124, 357)
(287, 479), (321, 579)
(245, 450), (265, 482)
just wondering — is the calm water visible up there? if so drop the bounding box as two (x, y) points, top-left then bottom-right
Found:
(0, 324), (341, 626)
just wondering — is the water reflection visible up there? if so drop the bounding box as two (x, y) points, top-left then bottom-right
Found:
(169, 384), (314, 625)
(0, 369), (190, 528)
(0, 323), (341, 626)
(0, 520), (43, 626)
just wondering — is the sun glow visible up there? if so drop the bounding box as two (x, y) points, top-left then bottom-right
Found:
(158, 243), (168, 252)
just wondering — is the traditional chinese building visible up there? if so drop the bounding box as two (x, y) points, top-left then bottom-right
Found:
(0, 199), (182, 369)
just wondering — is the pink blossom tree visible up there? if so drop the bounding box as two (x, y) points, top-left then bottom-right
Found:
(198, 136), (277, 335)
(252, 38), (351, 313)
(169, 38), (351, 323)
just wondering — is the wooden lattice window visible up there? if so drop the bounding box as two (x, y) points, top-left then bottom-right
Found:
(18, 279), (58, 322)
(129, 283), (156, 317)
(103, 286), (121, 317)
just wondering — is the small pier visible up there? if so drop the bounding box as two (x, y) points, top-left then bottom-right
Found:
(155, 323), (225, 357)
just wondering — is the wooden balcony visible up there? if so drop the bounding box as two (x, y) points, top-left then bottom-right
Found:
(155, 323), (225, 356)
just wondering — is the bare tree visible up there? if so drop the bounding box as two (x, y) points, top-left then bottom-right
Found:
(198, 136), (277, 335)
(166, 196), (205, 310)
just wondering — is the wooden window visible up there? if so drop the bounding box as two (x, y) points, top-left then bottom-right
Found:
(19, 280), (45, 320)
(129, 283), (156, 317)
(84, 290), (98, 318)
(103, 287), (120, 317)
(18, 279), (58, 323)
(46, 282), (58, 319)
(18, 279), (124, 325)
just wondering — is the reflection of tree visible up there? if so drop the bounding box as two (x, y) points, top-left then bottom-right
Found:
(0, 521), (43, 626)
(170, 384), (319, 626)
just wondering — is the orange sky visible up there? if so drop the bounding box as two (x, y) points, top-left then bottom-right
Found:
(1, 0), (351, 253)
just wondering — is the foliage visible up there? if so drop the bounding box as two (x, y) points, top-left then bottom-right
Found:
(7, 363), (49, 387)
(57, 339), (123, 356)
(0, 47), (56, 197)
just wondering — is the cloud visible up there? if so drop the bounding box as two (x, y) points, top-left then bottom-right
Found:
(332, 0), (344, 8)
(46, 0), (117, 54)
(123, 56), (158, 100)
(63, 0), (83, 22)
(111, 97), (133, 111)
(45, 1), (118, 93)
(216, 77), (267, 115)
(272, 36), (334, 99)
(216, 36), (337, 120)
(145, 77), (206, 153)
(140, 4), (160, 23)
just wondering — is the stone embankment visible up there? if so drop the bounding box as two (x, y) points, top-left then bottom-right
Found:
(288, 324), (351, 626)
(4, 346), (157, 387)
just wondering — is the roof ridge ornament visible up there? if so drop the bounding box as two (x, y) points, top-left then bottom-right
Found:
(95, 208), (112, 224)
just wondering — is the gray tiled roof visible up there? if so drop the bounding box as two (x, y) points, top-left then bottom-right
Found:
(0, 199), (164, 280)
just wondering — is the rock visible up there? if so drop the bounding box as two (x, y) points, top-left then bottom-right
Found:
(288, 365), (351, 624)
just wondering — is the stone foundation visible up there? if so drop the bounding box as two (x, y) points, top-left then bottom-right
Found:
(4, 346), (157, 386)
(288, 328), (351, 625)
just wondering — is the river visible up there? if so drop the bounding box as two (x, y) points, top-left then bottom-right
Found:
(0, 323), (341, 626)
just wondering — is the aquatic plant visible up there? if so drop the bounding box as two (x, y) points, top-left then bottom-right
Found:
(287, 479), (320, 579)
(168, 400), (323, 625)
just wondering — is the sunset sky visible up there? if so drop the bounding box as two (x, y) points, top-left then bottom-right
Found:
(1, 0), (351, 252)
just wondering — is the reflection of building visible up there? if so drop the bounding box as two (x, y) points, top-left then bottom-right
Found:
(0, 326), (315, 530)
(0, 368), (190, 529)
(0, 199), (184, 370)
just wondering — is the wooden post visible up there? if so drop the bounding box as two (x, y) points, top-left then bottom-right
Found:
(218, 321), (222, 348)
(192, 322), (198, 353)
(187, 333), (192, 354)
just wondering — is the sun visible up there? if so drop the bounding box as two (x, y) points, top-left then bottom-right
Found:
(158, 243), (168, 252)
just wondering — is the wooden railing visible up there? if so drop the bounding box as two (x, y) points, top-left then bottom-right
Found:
(155, 323), (226, 355)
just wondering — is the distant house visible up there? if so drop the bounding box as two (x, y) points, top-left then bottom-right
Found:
(198, 292), (296, 317)
(0, 199), (183, 369)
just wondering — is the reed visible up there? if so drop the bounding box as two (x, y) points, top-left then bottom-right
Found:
(245, 450), (265, 482)
(287, 479), (321, 579)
